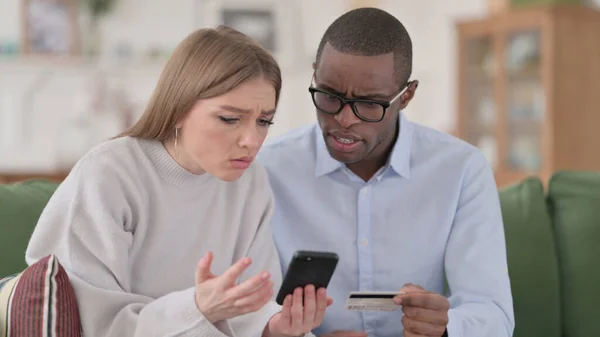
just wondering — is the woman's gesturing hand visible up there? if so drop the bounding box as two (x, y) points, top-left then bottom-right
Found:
(195, 251), (274, 323)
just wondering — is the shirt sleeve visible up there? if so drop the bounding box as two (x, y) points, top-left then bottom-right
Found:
(25, 157), (233, 337)
(444, 152), (515, 337)
(228, 164), (283, 336)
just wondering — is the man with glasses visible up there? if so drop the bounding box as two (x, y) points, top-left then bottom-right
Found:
(258, 7), (514, 337)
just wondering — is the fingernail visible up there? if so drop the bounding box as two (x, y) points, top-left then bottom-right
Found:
(261, 271), (270, 279)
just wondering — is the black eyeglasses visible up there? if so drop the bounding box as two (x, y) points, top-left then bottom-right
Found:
(308, 75), (411, 123)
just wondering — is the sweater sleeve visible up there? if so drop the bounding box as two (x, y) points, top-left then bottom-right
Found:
(228, 164), (283, 337)
(25, 154), (233, 337)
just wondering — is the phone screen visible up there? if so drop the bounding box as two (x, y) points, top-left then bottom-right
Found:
(276, 250), (339, 305)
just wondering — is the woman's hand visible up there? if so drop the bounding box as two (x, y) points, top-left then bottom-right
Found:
(195, 251), (274, 323)
(264, 285), (333, 337)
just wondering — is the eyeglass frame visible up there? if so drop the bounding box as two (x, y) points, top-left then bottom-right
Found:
(308, 74), (413, 123)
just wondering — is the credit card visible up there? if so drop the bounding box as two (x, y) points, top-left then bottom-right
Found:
(345, 291), (403, 312)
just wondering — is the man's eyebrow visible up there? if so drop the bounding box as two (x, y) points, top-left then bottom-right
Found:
(218, 105), (276, 116)
(316, 84), (389, 100)
(316, 84), (344, 96)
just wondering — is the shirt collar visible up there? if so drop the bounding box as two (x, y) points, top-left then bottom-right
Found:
(314, 112), (413, 178)
(314, 127), (344, 177)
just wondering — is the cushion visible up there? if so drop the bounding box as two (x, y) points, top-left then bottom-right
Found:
(547, 171), (600, 337)
(498, 177), (561, 337)
(0, 179), (59, 276)
(0, 254), (81, 337)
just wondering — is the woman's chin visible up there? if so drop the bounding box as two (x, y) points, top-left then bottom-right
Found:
(213, 168), (246, 182)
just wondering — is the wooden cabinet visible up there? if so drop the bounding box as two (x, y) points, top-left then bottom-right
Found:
(456, 4), (600, 187)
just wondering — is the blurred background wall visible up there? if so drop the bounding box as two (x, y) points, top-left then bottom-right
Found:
(1, 0), (599, 186)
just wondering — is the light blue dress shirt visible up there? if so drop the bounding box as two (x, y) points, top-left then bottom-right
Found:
(257, 113), (515, 337)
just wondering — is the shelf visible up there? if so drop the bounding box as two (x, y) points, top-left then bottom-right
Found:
(0, 171), (70, 184)
(457, 5), (600, 187)
(0, 55), (169, 70)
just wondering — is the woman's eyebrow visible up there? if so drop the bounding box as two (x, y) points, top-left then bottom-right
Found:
(219, 105), (275, 116)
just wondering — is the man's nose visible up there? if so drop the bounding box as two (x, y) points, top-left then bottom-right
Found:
(334, 103), (361, 128)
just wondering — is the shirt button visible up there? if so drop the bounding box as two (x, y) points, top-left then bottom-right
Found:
(361, 238), (369, 246)
(360, 188), (368, 195)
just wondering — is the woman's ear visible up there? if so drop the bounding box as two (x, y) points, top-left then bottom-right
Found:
(174, 114), (187, 129)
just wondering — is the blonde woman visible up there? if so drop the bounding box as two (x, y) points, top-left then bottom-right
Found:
(25, 26), (329, 337)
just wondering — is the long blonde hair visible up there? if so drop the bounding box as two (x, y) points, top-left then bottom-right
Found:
(118, 25), (282, 140)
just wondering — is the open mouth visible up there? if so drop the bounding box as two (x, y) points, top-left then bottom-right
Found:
(329, 134), (362, 152)
(335, 136), (358, 144)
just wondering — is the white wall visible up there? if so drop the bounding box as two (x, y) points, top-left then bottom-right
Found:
(380, 0), (488, 132)
(1, 0), (598, 172)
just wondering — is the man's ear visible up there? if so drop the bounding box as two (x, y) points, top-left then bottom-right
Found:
(399, 80), (419, 110)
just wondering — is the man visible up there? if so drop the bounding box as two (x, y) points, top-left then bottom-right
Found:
(257, 7), (514, 337)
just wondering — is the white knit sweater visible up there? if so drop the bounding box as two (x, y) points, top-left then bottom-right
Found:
(25, 136), (282, 337)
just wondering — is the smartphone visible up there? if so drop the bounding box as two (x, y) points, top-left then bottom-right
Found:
(276, 250), (339, 305)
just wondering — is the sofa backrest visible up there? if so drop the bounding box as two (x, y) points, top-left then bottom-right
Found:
(499, 177), (562, 337)
(0, 180), (60, 277)
(547, 171), (600, 337)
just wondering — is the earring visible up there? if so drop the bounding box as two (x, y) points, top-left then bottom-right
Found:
(175, 128), (180, 157)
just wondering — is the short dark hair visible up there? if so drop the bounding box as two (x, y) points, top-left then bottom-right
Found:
(315, 7), (413, 87)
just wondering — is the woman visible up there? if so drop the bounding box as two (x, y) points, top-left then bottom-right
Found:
(25, 26), (329, 337)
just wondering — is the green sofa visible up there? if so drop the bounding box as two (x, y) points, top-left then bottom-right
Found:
(1, 171), (599, 337)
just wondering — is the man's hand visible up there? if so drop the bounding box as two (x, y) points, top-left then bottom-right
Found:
(393, 284), (449, 337)
(319, 331), (367, 337)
